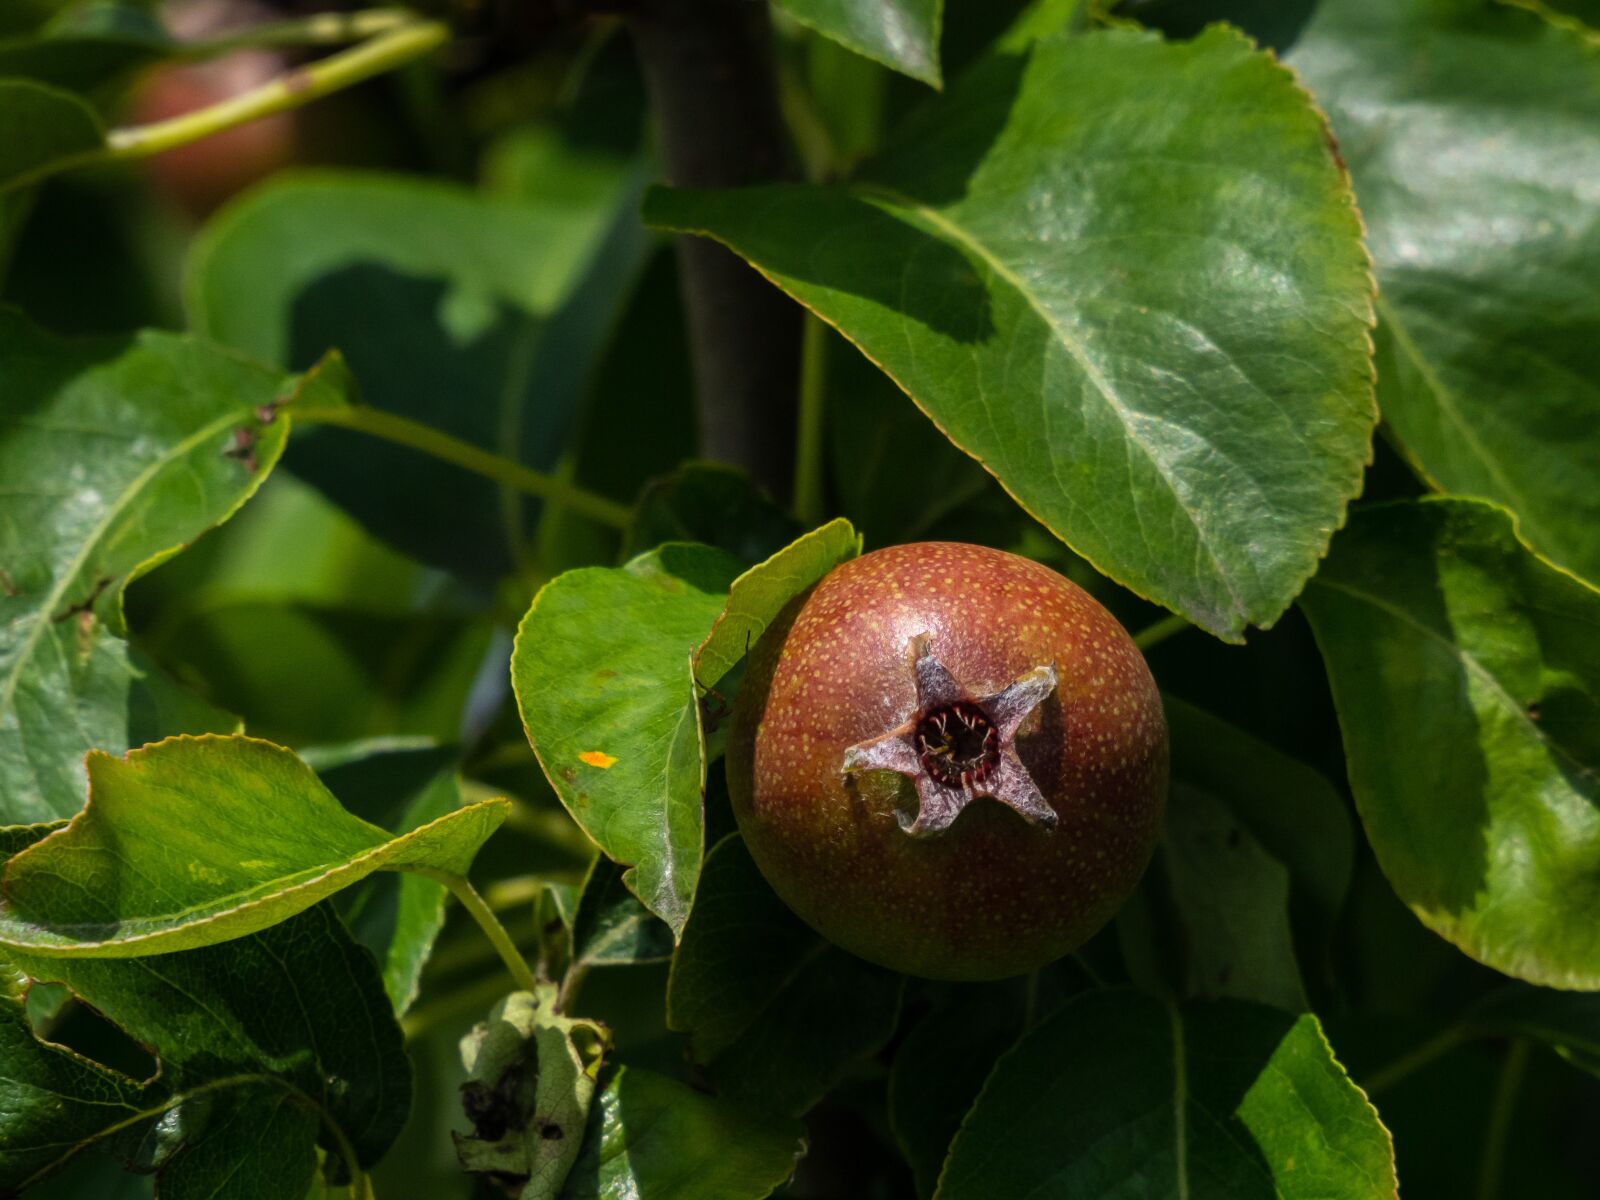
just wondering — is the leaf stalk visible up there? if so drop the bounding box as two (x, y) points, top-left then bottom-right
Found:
(423, 870), (541, 995)
(290, 405), (633, 531)
(105, 18), (450, 161)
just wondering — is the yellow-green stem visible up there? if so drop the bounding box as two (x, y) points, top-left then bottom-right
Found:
(290, 406), (632, 530)
(793, 312), (830, 527)
(422, 870), (540, 995)
(1363, 1025), (1468, 1095)
(1476, 1039), (1529, 1200)
(106, 19), (450, 160)
(1132, 612), (1191, 652)
(180, 7), (416, 55)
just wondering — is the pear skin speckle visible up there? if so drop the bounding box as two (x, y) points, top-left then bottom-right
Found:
(727, 541), (1168, 981)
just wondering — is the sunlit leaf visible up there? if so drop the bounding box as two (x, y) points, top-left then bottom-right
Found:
(775, 0), (942, 86)
(0, 734), (508, 956)
(0, 312), (302, 822)
(646, 25), (1375, 641)
(1291, 0), (1600, 585)
(693, 517), (859, 688)
(1301, 498), (1600, 988)
(513, 545), (742, 934)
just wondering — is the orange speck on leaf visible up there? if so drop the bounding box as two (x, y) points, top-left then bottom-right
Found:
(579, 751), (618, 769)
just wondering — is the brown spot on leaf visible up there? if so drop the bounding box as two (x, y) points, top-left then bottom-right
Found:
(0, 570), (16, 598)
(222, 427), (258, 474)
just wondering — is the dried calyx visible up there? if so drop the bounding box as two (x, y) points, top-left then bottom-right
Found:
(842, 633), (1058, 837)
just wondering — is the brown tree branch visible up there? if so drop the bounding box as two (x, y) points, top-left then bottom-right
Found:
(627, 0), (801, 499)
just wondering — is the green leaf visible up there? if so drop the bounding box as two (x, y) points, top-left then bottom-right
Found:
(512, 544), (742, 935)
(8, 902), (410, 1194)
(0, 733), (509, 956)
(311, 738), (464, 1013)
(0, 79), (102, 192)
(186, 168), (647, 576)
(1, 971), (149, 1193)
(1290, 0), (1600, 586)
(644, 25), (1375, 642)
(1166, 697), (1353, 937)
(693, 517), (859, 688)
(827, 330), (993, 545)
(1300, 498), (1600, 989)
(455, 985), (608, 1200)
(666, 835), (903, 1117)
(0, 18), (169, 96)
(775, 0), (943, 86)
(126, 466), (493, 748)
(1160, 783), (1306, 1011)
(560, 1066), (804, 1200)
(623, 462), (801, 565)
(0, 1011), (147, 1192)
(569, 855), (673, 969)
(888, 988), (1025, 1199)
(938, 989), (1398, 1199)
(0, 312), (303, 823)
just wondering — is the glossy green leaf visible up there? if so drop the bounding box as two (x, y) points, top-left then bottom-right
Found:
(623, 461), (801, 565)
(9, 902), (410, 1193)
(0, 734), (509, 956)
(513, 544), (741, 934)
(187, 167), (647, 576)
(560, 1066), (804, 1200)
(570, 855), (673, 969)
(1, 993), (149, 1193)
(667, 836), (903, 1117)
(645, 25), (1375, 642)
(0, 312), (302, 823)
(1166, 697), (1353, 936)
(1291, 0), (1600, 585)
(311, 738), (463, 1013)
(0, 79), (102, 192)
(1301, 498), (1600, 989)
(938, 989), (1397, 1199)
(153, 1087), (319, 1200)
(455, 985), (608, 1200)
(693, 517), (859, 688)
(775, 0), (943, 86)
(888, 988), (1025, 1199)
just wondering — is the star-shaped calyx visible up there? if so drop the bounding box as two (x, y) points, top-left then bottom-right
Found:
(841, 633), (1059, 838)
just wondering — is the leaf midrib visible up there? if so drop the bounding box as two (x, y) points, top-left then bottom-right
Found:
(0, 407), (244, 719)
(0, 799), (504, 954)
(1375, 293), (1555, 551)
(849, 181), (1247, 619)
(1307, 576), (1597, 783)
